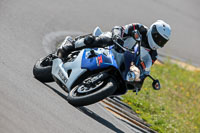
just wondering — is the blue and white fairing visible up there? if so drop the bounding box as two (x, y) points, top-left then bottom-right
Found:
(81, 44), (141, 81)
(81, 43), (148, 83)
(81, 47), (118, 71)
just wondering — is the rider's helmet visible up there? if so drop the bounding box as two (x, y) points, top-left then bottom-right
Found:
(147, 20), (171, 50)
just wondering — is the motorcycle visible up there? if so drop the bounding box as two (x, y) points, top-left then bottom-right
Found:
(33, 27), (160, 107)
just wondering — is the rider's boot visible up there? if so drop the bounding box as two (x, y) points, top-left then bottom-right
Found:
(57, 35), (95, 58)
(57, 36), (74, 58)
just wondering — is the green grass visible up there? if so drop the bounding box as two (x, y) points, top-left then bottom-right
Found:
(122, 61), (200, 133)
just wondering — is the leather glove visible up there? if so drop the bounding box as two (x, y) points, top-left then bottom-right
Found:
(131, 30), (141, 41)
(113, 35), (124, 45)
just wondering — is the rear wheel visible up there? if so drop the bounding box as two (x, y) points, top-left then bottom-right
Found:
(33, 54), (55, 82)
(67, 73), (117, 106)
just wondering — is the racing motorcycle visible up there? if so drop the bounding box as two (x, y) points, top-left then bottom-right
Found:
(33, 27), (160, 107)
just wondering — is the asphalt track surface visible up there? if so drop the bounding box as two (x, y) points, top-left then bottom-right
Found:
(0, 0), (199, 133)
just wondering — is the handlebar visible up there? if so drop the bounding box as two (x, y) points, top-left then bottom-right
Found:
(112, 29), (142, 54)
(112, 39), (134, 53)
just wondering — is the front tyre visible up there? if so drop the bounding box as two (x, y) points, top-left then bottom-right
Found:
(67, 74), (117, 107)
(33, 54), (55, 82)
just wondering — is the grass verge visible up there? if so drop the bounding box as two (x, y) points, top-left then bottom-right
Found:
(122, 61), (200, 133)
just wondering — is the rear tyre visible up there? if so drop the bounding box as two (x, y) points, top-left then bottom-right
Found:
(33, 54), (54, 82)
(67, 73), (117, 107)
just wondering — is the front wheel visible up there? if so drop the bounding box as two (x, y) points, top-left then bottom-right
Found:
(67, 73), (117, 107)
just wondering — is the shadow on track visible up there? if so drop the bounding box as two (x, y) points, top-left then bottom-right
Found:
(43, 83), (124, 133)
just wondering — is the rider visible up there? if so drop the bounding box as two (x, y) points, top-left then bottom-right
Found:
(57, 20), (171, 92)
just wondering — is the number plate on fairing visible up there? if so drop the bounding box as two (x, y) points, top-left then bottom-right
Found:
(58, 69), (68, 83)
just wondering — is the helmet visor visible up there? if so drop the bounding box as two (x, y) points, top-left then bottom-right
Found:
(151, 25), (168, 47)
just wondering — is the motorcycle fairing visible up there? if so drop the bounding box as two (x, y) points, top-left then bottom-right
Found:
(52, 50), (87, 92)
(81, 48), (118, 71)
